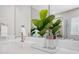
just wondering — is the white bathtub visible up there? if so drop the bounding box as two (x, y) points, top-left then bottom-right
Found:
(0, 37), (79, 54)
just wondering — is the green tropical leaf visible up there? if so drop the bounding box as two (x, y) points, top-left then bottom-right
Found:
(39, 9), (48, 20)
(41, 15), (55, 30)
(38, 30), (46, 37)
(43, 15), (55, 26)
(31, 28), (36, 36)
(31, 31), (35, 36)
(31, 28), (36, 32)
(52, 25), (61, 35)
(32, 19), (39, 27)
(53, 19), (61, 27)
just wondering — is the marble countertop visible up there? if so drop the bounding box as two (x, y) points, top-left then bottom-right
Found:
(0, 37), (79, 54)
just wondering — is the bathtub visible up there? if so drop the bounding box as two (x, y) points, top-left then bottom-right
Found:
(0, 37), (79, 54)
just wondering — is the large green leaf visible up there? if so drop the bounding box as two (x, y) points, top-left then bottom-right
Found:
(43, 15), (55, 26)
(37, 20), (44, 31)
(31, 28), (36, 32)
(31, 28), (36, 36)
(39, 15), (55, 36)
(32, 19), (44, 31)
(41, 15), (55, 30)
(37, 15), (55, 36)
(53, 19), (61, 27)
(32, 19), (39, 27)
(38, 32), (46, 37)
(39, 9), (48, 20)
(31, 31), (35, 36)
(52, 25), (61, 35)
(50, 19), (62, 35)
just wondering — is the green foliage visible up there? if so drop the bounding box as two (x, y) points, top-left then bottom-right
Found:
(50, 19), (62, 35)
(39, 9), (48, 20)
(31, 28), (36, 36)
(32, 9), (62, 37)
(32, 9), (55, 37)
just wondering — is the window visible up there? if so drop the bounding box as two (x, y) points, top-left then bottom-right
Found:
(71, 16), (79, 35)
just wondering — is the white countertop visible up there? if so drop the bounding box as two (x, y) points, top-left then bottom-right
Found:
(0, 37), (79, 54)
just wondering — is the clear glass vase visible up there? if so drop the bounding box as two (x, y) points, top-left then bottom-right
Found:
(44, 36), (58, 49)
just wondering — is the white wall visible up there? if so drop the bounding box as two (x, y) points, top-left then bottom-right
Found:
(56, 7), (79, 40)
(15, 5), (31, 37)
(50, 5), (79, 14)
(0, 6), (15, 38)
(0, 5), (31, 38)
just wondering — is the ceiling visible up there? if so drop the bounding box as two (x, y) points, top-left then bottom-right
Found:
(32, 5), (79, 14)
(32, 5), (49, 11)
(50, 5), (79, 14)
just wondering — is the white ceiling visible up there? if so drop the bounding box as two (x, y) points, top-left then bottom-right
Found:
(32, 5), (49, 11)
(32, 5), (79, 14)
(50, 5), (79, 14)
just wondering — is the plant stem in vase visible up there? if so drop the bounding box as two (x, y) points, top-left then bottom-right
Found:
(53, 35), (56, 39)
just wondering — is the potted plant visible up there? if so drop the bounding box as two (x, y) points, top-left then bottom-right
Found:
(32, 9), (62, 49)
(32, 9), (55, 37)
